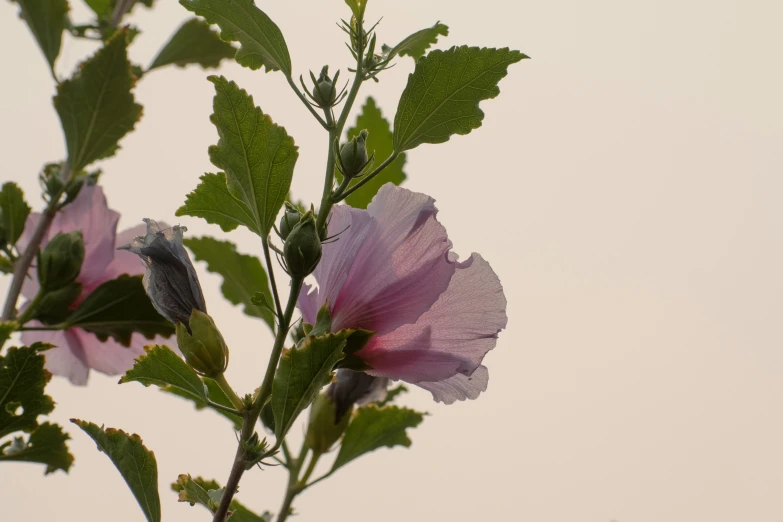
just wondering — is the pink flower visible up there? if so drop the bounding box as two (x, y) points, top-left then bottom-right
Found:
(18, 185), (167, 385)
(298, 184), (507, 404)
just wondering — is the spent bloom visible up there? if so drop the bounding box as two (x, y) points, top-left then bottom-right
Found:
(19, 185), (169, 385)
(298, 184), (508, 404)
(118, 218), (206, 327)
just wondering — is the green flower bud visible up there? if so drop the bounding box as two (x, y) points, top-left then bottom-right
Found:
(37, 231), (84, 291)
(283, 211), (322, 278)
(279, 207), (302, 240)
(176, 310), (229, 378)
(305, 392), (352, 453)
(311, 66), (337, 108)
(339, 129), (370, 179)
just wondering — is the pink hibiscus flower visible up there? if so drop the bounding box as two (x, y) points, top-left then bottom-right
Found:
(18, 185), (167, 385)
(298, 184), (508, 404)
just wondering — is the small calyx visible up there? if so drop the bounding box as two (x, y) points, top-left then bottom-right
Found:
(176, 309), (229, 378)
(337, 129), (373, 180)
(300, 65), (348, 110)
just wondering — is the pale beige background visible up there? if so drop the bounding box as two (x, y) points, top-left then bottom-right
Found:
(2, 0), (783, 521)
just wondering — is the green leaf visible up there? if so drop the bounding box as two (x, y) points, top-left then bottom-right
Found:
(0, 322), (16, 350)
(393, 46), (527, 152)
(0, 345), (54, 439)
(84, 0), (153, 20)
(205, 76), (298, 236)
(64, 275), (175, 346)
(338, 97), (407, 209)
(148, 18), (236, 71)
(54, 29), (143, 171)
(331, 405), (424, 471)
(180, 0), (292, 75)
(271, 331), (350, 440)
(120, 345), (207, 401)
(13, 0), (68, 70)
(177, 172), (260, 234)
(184, 237), (275, 331)
(383, 22), (449, 61)
(377, 384), (408, 406)
(0, 422), (73, 474)
(174, 473), (218, 511)
(172, 476), (272, 521)
(163, 378), (242, 429)
(72, 420), (160, 522)
(0, 182), (31, 247)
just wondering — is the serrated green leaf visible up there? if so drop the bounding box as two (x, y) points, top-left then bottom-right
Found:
(174, 473), (218, 511)
(72, 420), (160, 522)
(64, 275), (175, 345)
(0, 345), (54, 439)
(177, 172), (260, 234)
(180, 0), (291, 74)
(163, 378), (242, 429)
(120, 345), (207, 401)
(0, 322), (16, 350)
(148, 18), (236, 71)
(272, 331), (349, 440)
(54, 29), (142, 171)
(13, 0), (68, 70)
(383, 22), (449, 61)
(0, 182), (31, 247)
(184, 237), (275, 331)
(171, 476), (272, 521)
(331, 405), (423, 471)
(338, 97), (407, 209)
(0, 422), (73, 474)
(84, 0), (153, 20)
(377, 384), (408, 406)
(393, 46), (527, 152)
(205, 76), (298, 236)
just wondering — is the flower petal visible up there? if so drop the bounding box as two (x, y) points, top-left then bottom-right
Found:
(417, 365), (489, 404)
(50, 185), (120, 294)
(102, 224), (153, 280)
(331, 184), (455, 334)
(21, 326), (90, 385)
(359, 253), (507, 383)
(74, 329), (149, 376)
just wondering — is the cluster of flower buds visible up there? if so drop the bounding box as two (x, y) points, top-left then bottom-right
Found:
(121, 219), (230, 378)
(300, 66), (348, 110)
(336, 129), (373, 180)
(277, 207), (322, 279)
(38, 162), (100, 205)
(340, 16), (393, 82)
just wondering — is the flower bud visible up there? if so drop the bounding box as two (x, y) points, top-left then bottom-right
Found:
(311, 66), (337, 108)
(283, 211), (322, 278)
(339, 129), (370, 179)
(278, 207), (302, 241)
(119, 219), (207, 326)
(327, 369), (390, 422)
(305, 392), (352, 453)
(176, 309), (228, 378)
(37, 231), (84, 291)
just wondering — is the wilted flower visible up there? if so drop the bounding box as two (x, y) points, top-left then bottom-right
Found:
(118, 219), (206, 327)
(298, 184), (507, 404)
(18, 185), (170, 385)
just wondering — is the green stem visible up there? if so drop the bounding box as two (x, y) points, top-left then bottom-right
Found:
(315, 19), (367, 237)
(1, 180), (67, 322)
(335, 152), (400, 202)
(261, 237), (284, 321)
(15, 290), (45, 325)
(297, 450), (322, 488)
(211, 277), (303, 522)
(286, 76), (330, 130)
(277, 441), (309, 522)
(213, 373), (244, 411)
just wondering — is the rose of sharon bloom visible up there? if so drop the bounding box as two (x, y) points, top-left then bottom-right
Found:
(18, 185), (168, 385)
(298, 184), (508, 404)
